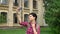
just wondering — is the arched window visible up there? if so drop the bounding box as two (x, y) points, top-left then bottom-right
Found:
(33, 0), (37, 9)
(0, 12), (7, 23)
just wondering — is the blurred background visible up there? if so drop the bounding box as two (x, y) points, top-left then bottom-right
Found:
(0, 0), (60, 34)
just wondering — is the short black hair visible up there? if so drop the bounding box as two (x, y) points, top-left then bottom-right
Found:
(29, 13), (37, 21)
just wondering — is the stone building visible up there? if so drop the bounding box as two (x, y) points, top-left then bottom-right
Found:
(0, 0), (47, 26)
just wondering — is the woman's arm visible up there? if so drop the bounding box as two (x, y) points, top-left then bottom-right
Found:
(16, 7), (28, 27)
(16, 7), (21, 23)
(32, 24), (37, 34)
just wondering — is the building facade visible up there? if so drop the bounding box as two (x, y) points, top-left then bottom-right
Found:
(0, 0), (47, 26)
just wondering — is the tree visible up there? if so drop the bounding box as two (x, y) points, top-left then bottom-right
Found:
(44, 0), (60, 34)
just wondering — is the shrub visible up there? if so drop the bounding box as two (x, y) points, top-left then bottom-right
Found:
(44, 0), (60, 34)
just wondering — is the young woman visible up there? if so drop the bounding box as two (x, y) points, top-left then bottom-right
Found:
(16, 8), (40, 34)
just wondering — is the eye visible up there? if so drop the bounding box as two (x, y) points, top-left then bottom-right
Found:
(30, 16), (31, 17)
(29, 15), (33, 17)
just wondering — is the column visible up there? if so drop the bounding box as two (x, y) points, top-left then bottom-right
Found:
(7, 0), (13, 26)
(21, 0), (24, 21)
(29, 0), (33, 13)
(37, 0), (45, 26)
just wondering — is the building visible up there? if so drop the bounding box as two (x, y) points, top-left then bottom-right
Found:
(0, 0), (47, 26)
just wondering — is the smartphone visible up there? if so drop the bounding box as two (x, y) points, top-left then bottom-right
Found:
(18, 7), (22, 11)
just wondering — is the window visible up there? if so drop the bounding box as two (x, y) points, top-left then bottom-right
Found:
(33, 0), (37, 9)
(24, 14), (28, 22)
(0, 0), (2, 4)
(24, 0), (28, 8)
(13, 13), (17, 23)
(0, 0), (8, 5)
(13, 0), (18, 6)
(0, 12), (7, 23)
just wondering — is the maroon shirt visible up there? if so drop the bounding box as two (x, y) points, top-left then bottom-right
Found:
(19, 22), (40, 34)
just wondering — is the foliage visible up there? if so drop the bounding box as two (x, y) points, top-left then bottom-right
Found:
(44, 0), (60, 34)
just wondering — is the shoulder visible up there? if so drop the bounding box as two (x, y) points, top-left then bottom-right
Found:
(21, 21), (28, 23)
(36, 24), (40, 29)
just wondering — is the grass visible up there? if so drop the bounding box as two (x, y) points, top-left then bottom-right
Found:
(0, 28), (26, 34)
(41, 27), (52, 34)
(0, 27), (52, 34)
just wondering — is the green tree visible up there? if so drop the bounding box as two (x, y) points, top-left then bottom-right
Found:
(44, 0), (60, 34)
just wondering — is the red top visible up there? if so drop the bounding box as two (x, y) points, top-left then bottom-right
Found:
(19, 21), (40, 34)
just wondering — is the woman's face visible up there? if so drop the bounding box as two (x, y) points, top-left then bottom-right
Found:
(28, 15), (35, 21)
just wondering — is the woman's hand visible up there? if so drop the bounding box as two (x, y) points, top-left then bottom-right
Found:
(16, 7), (20, 11)
(32, 24), (37, 34)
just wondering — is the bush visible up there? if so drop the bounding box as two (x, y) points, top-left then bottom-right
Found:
(44, 0), (60, 34)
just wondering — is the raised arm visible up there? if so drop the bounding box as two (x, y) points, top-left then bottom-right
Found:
(16, 7), (21, 23)
(16, 7), (28, 27)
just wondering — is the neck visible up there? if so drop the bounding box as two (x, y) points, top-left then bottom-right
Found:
(31, 20), (36, 24)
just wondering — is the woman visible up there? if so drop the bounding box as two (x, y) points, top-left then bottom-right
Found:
(16, 8), (40, 34)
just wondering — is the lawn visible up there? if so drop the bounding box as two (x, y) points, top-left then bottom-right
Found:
(0, 27), (52, 34)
